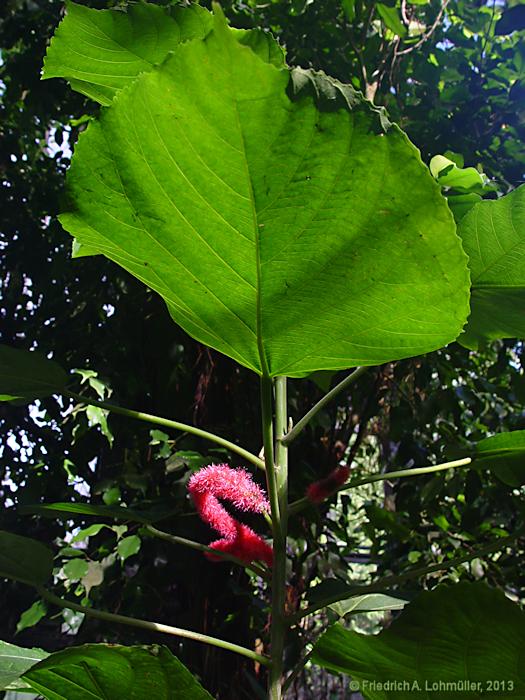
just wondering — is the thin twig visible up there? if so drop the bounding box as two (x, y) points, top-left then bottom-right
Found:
(289, 457), (472, 516)
(37, 586), (271, 665)
(281, 367), (369, 446)
(66, 389), (265, 471)
(395, 0), (450, 56)
(283, 648), (315, 694)
(145, 525), (270, 580)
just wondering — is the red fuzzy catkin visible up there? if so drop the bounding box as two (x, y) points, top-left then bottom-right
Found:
(188, 464), (273, 567)
(306, 465), (350, 504)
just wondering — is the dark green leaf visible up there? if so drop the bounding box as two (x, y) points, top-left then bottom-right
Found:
(63, 558), (89, 581)
(24, 644), (214, 700)
(19, 502), (173, 524)
(0, 345), (68, 403)
(16, 600), (48, 634)
(117, 535), (141, 562)
(446, 193), (482, 222)
(56, 8), (469, 377)
(0, 531), (53, 586)
(312, 583), (525, 697)
(376, 4), (407, 37)
(341, 0), (356, 22)
(473, 431), (525, 487)
(71, 523), (110, 543)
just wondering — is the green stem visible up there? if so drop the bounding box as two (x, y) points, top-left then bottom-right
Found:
(289, 457), (472, 516)
(145, 525), (270, 580)
(290, 533), (517, 622)
(36, 586), (270, 665)
(66, 389), (265, 471)
(275, 378), (288, 537)
(280, 366), (368, 446)
(261, 376), (287, 700)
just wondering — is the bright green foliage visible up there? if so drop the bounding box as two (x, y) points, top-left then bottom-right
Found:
(0, 531), (53, 586)
(55, 7), (470, 377)
(42, 1), (213, 105)
(430, 153), (494, 222)
(458, 185), (525, 349)
(24, 644), (214, 700)
(376, 4), (407, 37)
(430, 154), (485, 191)
(63, 558), (89, 581)
(0, 640), (48, 691)
(312, 583), (525, 699)
(16, 600), (48, 634)
(117, 534), (141, 562)
(0, 344), (68, 402)
(474, 430), (525, 487)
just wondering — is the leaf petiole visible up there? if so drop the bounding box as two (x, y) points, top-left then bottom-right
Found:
(65, 389), (265, 471)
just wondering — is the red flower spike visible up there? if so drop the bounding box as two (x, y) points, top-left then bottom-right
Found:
(188, 464), (272, 567)
(208, 523), (273, 568)
(306, 465), (350, 504)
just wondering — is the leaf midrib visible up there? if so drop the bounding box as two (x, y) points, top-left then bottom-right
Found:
(227, 66), (268, 377)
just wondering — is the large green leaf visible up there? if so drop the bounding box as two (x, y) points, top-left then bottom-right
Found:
(458, 185), (525, 349)
(42, 1), (283, 107)
(473, 430), (525, 487)
(43, 1), (213, 106)
(24, 644), (214, 700)
(311, 583), (525, 699)
(0, 641), (48, 691)
(0, 531), (53, 586)
(0, 344), (68, 402)
(55, 7), (469, 377)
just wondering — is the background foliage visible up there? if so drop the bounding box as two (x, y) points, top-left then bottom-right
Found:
(1, 0), (524, 698)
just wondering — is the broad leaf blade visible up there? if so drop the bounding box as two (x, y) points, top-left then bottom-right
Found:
(458, 185), (525, 349)
(24, 644), (213, 700)
(0, 641), (48, 691)
(57, 8), (470, 377)
(43, 1), (213, 105)
(312, 583), (525, 698)
(0, 345), (68, 402)
(473, 430), (525, 487)
(0, 531), (53, 586)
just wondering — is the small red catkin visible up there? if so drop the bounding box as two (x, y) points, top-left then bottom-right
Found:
(306, 465), (350, 504)
(209, 523), (273, 568)
(188, 464), (273, 567)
